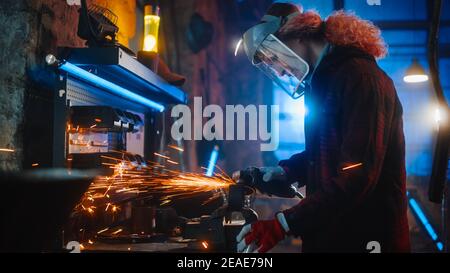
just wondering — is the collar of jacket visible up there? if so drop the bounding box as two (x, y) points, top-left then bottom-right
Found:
(304, 43), (331, 87)
(311, 45), (376, 87)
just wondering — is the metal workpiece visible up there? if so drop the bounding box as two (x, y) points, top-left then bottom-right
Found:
(181, 184), (258, 252)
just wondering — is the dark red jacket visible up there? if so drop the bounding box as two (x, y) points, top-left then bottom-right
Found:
(279, 46), (410, 253)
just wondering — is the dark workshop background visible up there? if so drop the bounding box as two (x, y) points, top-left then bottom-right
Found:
(0, 0), (449, 252)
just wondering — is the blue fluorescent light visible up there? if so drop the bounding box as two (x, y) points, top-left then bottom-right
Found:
(408, 194), (444, 251)
(59, 62), (165, 112)
(206, 146), (219, 177)
(408, 198), (439, 241)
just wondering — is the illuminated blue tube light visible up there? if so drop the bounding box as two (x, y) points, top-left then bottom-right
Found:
(408, 197), (443, 251)
(59, 62), (165, 112)
(206, 145), (219, 177)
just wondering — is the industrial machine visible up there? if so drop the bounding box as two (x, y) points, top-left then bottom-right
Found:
(43, 46), (186, 170)
(33, 45), (188, 252)
(34, 0), (186, 170)
(67, 105), (147, 175)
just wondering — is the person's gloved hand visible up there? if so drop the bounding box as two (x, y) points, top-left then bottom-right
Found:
(260, 166), (287, 183)
(236, 213), (289, 253)
(232, 166), (295, 198)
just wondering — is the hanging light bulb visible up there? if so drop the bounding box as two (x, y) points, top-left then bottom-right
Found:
(403, 58), (429, 83)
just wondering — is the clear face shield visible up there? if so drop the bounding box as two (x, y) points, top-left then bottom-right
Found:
(242, 14), (309, 99)
(253, 34), (309, 99)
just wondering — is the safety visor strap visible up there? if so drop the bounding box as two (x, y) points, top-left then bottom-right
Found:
(242, 11), (302, 63)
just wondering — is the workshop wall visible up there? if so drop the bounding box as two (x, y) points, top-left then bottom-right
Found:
(0, 1), (29, 170)
(0, 0), (86, 170)
(159, 0), (275, 173)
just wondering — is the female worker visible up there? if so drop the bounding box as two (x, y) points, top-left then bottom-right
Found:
(235, 2), (410, 253)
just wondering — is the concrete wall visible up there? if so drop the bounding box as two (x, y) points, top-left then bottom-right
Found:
(0, 1), (35, 170)
(0, 0), (84, 171)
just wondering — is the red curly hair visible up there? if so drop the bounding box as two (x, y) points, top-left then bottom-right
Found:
(278, 10), (387, 59)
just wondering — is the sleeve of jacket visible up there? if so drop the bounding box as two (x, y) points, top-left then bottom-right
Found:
(278, 151), (308, 187)
(282, 72), (395, 237)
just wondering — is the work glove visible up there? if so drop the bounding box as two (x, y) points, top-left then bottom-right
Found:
(236, 213), (289, 253)
(232, 166), (296, 198)
(260, 166), (287, 183)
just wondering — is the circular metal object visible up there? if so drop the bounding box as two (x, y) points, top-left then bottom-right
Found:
(45, 54), (57, 65)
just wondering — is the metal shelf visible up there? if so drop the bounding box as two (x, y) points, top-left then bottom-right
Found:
(61, 47), (187, 106)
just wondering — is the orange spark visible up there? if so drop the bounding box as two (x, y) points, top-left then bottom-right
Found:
(160, 200), (171, 206)
(154, 152), (170, 160)
(202, 241), (209, 249)
(97, 228), (109, 234)
(112, 228), (123, 235)
(75, 153), (234, 220)
(0, 148), (14, 153)
(168, 145), (184, 152)
(342, 162), (363, 171)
